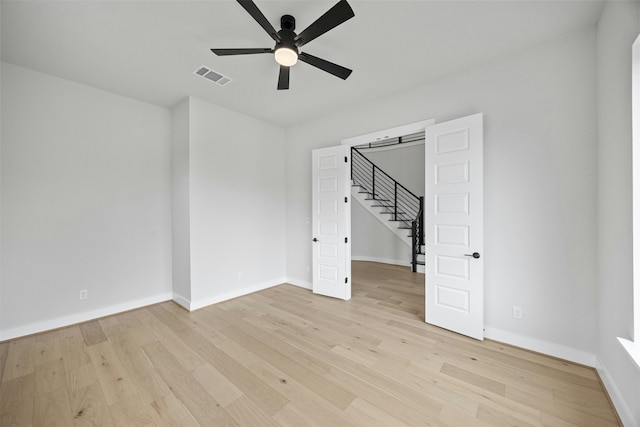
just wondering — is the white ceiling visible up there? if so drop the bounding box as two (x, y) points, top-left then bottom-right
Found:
(1, 0), (604, 127)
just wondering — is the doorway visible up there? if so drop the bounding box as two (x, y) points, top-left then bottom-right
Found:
(312, 114), (485, 340)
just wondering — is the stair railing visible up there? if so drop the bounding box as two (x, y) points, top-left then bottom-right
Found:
(351, 147), (424, 272)
(411, 197), (424, 273)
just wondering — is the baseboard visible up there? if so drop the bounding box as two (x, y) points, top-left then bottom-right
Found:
(351, 256), (410, 267)
(0, 292), (173, 342)
(187, 278), (286, 311)
(172, 292), (191, 310)
(484, 327), (597, 367)
(285, 277), (312, 290)
(596, 356), (637, 427)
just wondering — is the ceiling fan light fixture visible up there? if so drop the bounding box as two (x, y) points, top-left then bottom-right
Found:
(211, 0), (355, 89)
(274, 47), (298, 66)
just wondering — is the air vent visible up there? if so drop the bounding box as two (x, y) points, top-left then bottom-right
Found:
(193, 65), (233, 87)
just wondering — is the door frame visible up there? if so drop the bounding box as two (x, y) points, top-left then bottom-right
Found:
(338, 119), (435, 300)
(338, 117), (484, 340)
(340, 120), (435, 148)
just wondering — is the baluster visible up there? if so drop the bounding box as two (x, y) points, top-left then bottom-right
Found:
(394, 182), (398, 221)
(350, 147), (354, 182)
(372, 164), (376, 199)
(419, 196), (424, 246)
(411, 220), (417, 273)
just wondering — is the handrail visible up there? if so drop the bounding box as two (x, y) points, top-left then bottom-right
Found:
(351, 147), (421, 202)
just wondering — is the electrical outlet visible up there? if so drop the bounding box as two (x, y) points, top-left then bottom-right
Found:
(512, 306), (523, 319)
(79, 289), (88, 300)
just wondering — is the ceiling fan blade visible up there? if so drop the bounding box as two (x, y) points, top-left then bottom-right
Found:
(298, 52), (352, 80)
(237, 0), (281, 42)
(277, 66), (290, 90)
(294, 0), (354, 47)
(211, 48), (273, 56)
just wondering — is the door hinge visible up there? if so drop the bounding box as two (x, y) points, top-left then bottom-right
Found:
(345, 277), (348, 284)
(345, 237), (348, 243)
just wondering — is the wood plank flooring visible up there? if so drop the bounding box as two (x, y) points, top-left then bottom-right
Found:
(0, 261), (620, 426)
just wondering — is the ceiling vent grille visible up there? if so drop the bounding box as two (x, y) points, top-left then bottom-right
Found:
(194, 65), (233, 87)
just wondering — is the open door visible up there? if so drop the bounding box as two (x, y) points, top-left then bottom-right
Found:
(312, 145), (351, 300)
(425, 113), (484, 340)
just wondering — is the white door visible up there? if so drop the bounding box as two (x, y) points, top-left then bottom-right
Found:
(312, 145), (351, 300)
(425, 114), (484, 340)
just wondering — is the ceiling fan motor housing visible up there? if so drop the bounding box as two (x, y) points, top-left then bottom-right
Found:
(277, 15), (298, 54)
(281, 14), (295, 31)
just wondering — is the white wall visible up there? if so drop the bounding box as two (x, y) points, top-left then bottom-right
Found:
(0, 63), (173, 339)
(286, 28), (599, 362)
(595, 2), (640, 425)
(173, 97), (287, 309)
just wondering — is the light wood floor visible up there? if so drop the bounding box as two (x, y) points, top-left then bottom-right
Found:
(0, 261), (620, 426)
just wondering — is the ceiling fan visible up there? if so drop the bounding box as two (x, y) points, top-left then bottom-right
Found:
(211, 0), (355, 90)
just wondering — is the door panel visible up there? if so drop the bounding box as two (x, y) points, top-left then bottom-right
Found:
(312, 145), (351, 300)
(426, 114), (484, 340)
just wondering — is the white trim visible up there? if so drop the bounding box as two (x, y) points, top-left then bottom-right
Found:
(351, 256), (409, 267)
(621, 34), (640, 377)
(172, 292), (191, 311)
(596, 356), (638, 427)
(0, 292), (173, 341)
(188, 278), (285, 311)
(484, 327), (596, 367)
(632, 33), (640, 344)
(340, 119), (435, 147)
(285, 277), (313, 290)
(618, 337), (640, 372)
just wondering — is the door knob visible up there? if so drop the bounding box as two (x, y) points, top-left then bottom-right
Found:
(464, 252), (480, 259)
(313, 238), (319, 242)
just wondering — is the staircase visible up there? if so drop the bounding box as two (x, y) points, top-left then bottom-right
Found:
(350, 147), (425, 272)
